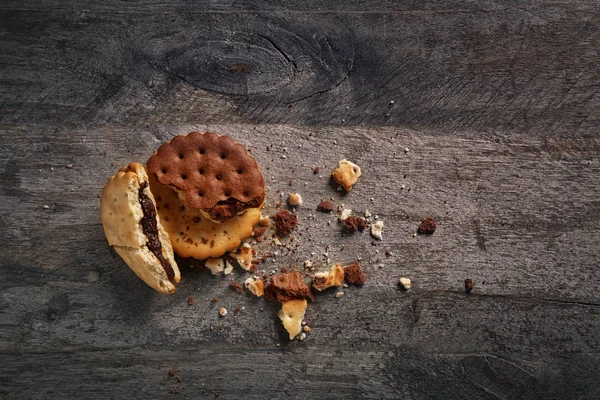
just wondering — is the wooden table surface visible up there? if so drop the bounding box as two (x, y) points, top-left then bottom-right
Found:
(1, 1), (599, 399)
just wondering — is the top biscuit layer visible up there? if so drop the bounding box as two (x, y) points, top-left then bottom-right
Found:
(147, 132), (265, 219)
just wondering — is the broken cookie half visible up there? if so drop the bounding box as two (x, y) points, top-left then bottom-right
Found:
(100, 162), (180, 294)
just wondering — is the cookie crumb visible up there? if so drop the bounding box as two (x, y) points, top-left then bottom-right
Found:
(339, 208), (352, 222)
(303, 325), (311, 333)
(335, 291), (344, 299)
(332, 159), (361, 191)
(344, 216), (369, 232)
(66, 164), (73, 169)
(272, 210), (298, 236)
(219, 307), (227, 316)
(465, 278), (474, 294)
(371, 220), (384, 240)
(205, 258), (225, 275)
(188, 296), (195, 306)
(344, 262), (366, 286)
(398, 277), (411, 290)
(43, 205), (49, 209)
(418, 218), (436, 234)
(288, 193), (303, 206)
(230, 281), (244, 294)
(211, 297), (218, 303)
(299, 332), (307, 341)
(364, 210), (371, 218)
(312, 264), (345, 291)
(260, 216), (270, 227)
(317, 200), (334, 213)
(312, 166), (320, 174)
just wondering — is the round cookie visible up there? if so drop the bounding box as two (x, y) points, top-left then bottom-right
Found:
(149, 171), (261, 260)
(147, 132), (265, 222)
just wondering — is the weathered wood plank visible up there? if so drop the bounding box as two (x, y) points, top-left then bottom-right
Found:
(1, 124), (599, 398)
(1, 2), (599, 133)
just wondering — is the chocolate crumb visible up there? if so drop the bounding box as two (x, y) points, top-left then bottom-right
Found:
(272, 210), (298, 236)
(253, 226), (267, 238)
(230, 281), (244, 294)
(344, 262), (366, 286)
(418, 218), (436, 234)
(176, 376), (183, 383)
(465, 278), (474, 294)
(264, 270), (314, 302)
(344, 216), (369, 232)
(187, 296), (195, 306)
(168, 368), (178, 377)
(211, 297), (218, 303)
(234, 306), (241, 313)
(317, 200), (334, 213)
(215, 392), (221, 398)
(313, 166), (320, 174)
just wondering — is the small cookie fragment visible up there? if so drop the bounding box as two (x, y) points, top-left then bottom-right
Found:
(334, 291), (344, 299)
(278, 299), (307, 340)
(219, 307), (227, 316)
(332, 159), (361, 191)
(245, 277), (265, 297)
(272, 210), (298, 236)
(371, 220), (384, 240)
(344, 216), (369, 232)
(188, 296), (195, 306)
(339, 209), (352, 222)
(465, 278), (474, 294)
(344, 262), (365, 286)
(287, 193), (303, 206)
(230, 281), (244, 294)
(398, 277), (411, 290)
(232, 243), (253, 270)
(418, 218), (436, 235)
(312, 264), (345, 291)
(265, 271), (314, 302)
(317, 200), (334, 213)
(205, 258), (225, 275)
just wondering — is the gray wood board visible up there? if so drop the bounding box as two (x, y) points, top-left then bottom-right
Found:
(1, 124), (599, 399)
(1, 0), (600, 399)
(1, 2), (599, 133)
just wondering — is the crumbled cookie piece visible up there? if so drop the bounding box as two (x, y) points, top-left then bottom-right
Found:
(312, 264), (345, 291)
(245, 277), (265, 297)
(219, 307), (227, 316)
(230, 281), (244, 294)
(259, 215), (270, 227)
(332, 159), (361, 191)
(224, 260), (234, 275)
(317, 200), (334, 213)
(398, 277), (411, 290)
(339, 208), (352, 222)
(232, 243), (253, 270)
(344, 262), (365, 286)
(418, 218), (436, 235)
(278, 299), (307, 340)
(304, 260), (314, 272)
(287, 193), (303, 207)
(344, 216), (369, 232)
(205, 258), (225, 275)
(465, 278), (474, 294)
(272, 210), (298, 236)
(371, 220), (384, 240)
(265, 270), (314, 302)
(303, 325), (311, 333)
(335, 291), (344, 299)
(364, 210), (371, 218)
(188, 296), (195, 306)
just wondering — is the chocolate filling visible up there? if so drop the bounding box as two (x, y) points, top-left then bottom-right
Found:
(206, 197), (263, 221)
(138, 181), (175, 281)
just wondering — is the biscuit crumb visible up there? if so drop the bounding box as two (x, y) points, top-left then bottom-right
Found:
(303, 325), (311, 333)
(312, 264), (345, 291)
(299, 332), (307, 341)
(260, 216), (270, 227)
(364, 210), (371, 218)
(278, 299), (307, 340)
(272, 210), (298, 236)
(304, 260), (314, 271)
(465, 278), (474, 294)
(224, 260), (234, 275)
(335, 291), (344, 299)
(205, 258), (225, 275)
(288, 193), (303, 206)
(339, 209), (352, 222)
(371, 221), (384, 240)
(66, 164), (73, 169)
(344, 262), (366, 286)
(211, 297), (218, 303)
(317, 200), (334, 213)
(219, 307), (227, 316)
(332, 159), (361, 191)
(43, 205), (49, 209)
(399, 277), (411, 290)
(245, 277), (265, 297)
(312, 166), (320, 174)
(230, 281), (244, 294)
(233, 243), (253, 270)
(188, 296), (195, 306)
(418, 218), (436, 234)
(344, 216), (369, 232)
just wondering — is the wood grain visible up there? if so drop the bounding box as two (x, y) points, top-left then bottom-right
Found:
(1, 1), (599, 399)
